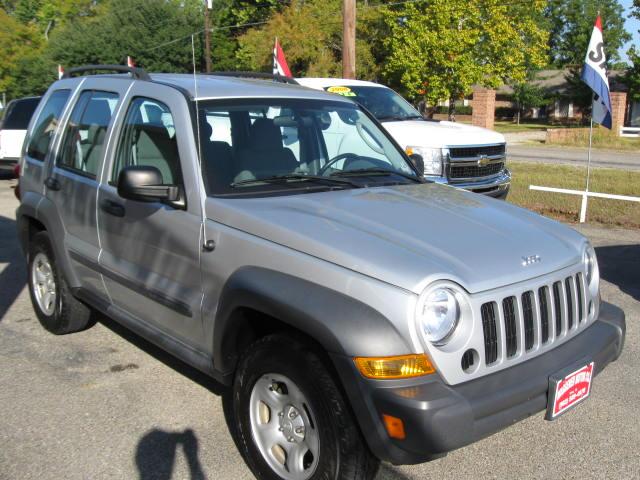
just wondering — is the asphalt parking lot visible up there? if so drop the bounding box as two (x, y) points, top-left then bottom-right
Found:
(0, 173), (638, 480)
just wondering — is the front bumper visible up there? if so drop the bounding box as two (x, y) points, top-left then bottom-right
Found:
(429, 169), (511, 199)
(332, 301), (625, 465)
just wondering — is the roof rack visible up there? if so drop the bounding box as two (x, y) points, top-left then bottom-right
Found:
(207, 71), (299, 85)
(61, 64), (151, 81)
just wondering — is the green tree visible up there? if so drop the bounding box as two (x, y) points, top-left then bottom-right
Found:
(512, 82), (549, 124)
(236, 0), (381, 79)
(0, 7), (50, 99)
(382, 0), (548, 119)
(545, 0), (630, 67)
(47, 0), (204, 73)
(622, 1), (640, 101)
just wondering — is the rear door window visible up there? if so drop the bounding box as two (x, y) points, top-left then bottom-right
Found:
(57, 90), (119, 178)
(25, 90), (70, 161)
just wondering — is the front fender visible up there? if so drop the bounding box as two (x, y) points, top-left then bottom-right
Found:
(213, 266), (411, 375)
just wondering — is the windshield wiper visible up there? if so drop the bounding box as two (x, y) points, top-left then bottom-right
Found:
(377, 114), (424, 122)
(230, 173), (361, 188)
(330, 168), (422, 183)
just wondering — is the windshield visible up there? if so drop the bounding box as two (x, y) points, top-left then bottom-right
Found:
(197, 98), (419, 196)
(323, 85), (422, 122)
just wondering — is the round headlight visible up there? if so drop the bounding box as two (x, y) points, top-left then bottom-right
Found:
(584, 245), (599, 286)
(417, 287), (460, 345)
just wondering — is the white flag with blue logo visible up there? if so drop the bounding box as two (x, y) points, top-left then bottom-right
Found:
(581, 16), (612, 129)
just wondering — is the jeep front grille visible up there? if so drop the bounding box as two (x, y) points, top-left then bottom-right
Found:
(480, 273), (589, 367)
(447, 143), (506, 180)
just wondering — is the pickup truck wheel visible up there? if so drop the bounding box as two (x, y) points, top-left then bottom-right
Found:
(225, 334), (379, 480)
(28, 231), (94, 334)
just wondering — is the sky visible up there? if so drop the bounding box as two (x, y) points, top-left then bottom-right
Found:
(621, 0), (639, 63)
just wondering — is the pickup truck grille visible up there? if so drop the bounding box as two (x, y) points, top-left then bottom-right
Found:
(447, 144), (506, 180)
(450, 162), (503, 179)
(480, 272), (588, 366)
(449, 145), (506, 158)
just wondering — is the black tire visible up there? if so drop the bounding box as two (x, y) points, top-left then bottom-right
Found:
(223, 333), (380, 480)
(27, 231), (94, 335)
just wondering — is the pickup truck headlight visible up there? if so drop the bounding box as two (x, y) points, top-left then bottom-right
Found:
(416, 285), (462, 345)
(405, 146), (444, 176)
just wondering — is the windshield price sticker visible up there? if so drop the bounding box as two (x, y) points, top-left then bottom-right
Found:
(327, 86), (357, 97)
(546, 362), (595, 420)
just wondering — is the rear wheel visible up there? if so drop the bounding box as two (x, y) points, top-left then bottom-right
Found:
(224, 334), (379, 480)
(28, 231), (94, 334)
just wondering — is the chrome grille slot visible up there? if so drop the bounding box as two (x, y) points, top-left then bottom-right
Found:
(553, 281), (563, 336)
(502, 296), (518, 358)
(522, 291), (535, 351)
(447, 143), (506, 180)
(480, 302), (498, 365)
(576, 273), (585, 323)
(538, 286), (550, 344)
(565, 277), (574, 329)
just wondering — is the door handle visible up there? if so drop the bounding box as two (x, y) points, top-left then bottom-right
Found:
(100, 199), (126, 217)
(45, 177), (61, 191)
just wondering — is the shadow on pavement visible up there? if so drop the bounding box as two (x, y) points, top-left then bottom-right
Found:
(0, 214), (26, 322)
(136, 428), (206, 480)
(375, 463), (416, 480)
(97, 313), (226, 396)
(596, 244), (640, 302)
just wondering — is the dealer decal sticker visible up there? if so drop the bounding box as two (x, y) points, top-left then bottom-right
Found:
(326, 86), (357, 97)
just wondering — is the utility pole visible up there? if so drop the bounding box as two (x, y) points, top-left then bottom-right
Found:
(342, 0), (356, 79)
(204, 0), (212, 72)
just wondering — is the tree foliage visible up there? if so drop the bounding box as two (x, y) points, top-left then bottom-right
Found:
(235, 0), (381, 79)
(512, 82), (549, 124)
(622, 1), (640, 101)
(545, 0), (630, 67)
(382, 0), (548, 109)
(47, 0), (204, 73)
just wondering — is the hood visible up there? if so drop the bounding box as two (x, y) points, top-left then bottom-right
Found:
(381, 120), (505, 149)
(209, 184), (585, 295)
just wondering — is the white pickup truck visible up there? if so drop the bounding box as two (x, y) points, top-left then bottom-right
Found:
(297, 78), (510, 199)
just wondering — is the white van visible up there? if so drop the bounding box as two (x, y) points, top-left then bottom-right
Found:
(1, 97), (41, 167)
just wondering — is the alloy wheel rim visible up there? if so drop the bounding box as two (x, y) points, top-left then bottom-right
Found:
(31, 252), (57, 316)
(249, 373), (320, 480)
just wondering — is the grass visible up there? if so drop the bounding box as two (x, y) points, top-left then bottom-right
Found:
(493, 121), (557, 133)
(545, 128), (640, 151)
(507, 161), (640, 229)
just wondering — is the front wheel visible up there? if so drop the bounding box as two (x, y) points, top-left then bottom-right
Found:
(224, 334), (379, 480)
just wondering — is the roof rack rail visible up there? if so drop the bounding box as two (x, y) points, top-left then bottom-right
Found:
(207, 71), (299, 85)
(61, 64), (151, 81)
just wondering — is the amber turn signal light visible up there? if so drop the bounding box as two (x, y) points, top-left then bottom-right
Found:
(382, 414), (406, 440)
(354, 354), (435, 379)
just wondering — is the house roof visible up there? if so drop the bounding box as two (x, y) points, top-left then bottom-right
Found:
(496, 69), (627, 96)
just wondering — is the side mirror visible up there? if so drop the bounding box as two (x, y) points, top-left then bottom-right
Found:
(409, 154), (425, 177)
(117, 165), (179, 203)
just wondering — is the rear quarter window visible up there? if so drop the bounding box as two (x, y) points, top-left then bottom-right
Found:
(26, 90), (71, 161)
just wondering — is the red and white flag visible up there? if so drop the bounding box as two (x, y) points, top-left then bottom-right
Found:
(58, 64), (64, 79)
(127, 56), (136, 68)
(273, 38), (292, 77)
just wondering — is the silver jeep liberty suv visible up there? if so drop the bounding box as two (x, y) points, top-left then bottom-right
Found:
(16, 65), (625, 480)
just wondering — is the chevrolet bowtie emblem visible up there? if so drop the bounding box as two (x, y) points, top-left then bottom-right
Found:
(477, 155), (491, 167)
